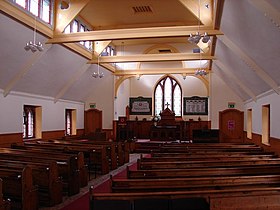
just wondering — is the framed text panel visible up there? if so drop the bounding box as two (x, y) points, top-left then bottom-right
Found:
(183, 96), (208, 115)
(129, 97), (152, 115)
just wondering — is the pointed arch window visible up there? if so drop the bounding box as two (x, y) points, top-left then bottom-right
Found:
(65, 109), (72, 136)
(154, 76), (182, 116)
(23, 105), (35, 139)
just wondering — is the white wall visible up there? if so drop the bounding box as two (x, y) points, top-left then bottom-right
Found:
(115, 78), (130, 120)
(0, 90), (84, 134)
(127, 74), (210, 121)
(85, 74), (114, 129)
(244, 90), (280, 139)
(210, 73), (244, 129)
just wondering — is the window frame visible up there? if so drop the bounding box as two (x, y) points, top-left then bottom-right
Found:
(65, 109), (72, 136)
(23, 105), (36, 139)
(11, 0), (53, 25)
(262, 104), (270, 145)
(153, 76), (182, 116)
(63, 18), (93, 51)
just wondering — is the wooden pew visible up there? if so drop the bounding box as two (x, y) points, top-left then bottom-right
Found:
(162, 142), (259, 148)
(137, 158), (280, 170)
(12, 142), (89, 184)
(146, 153), (277, 162)
(151, 151), (276, 158)
(0, 148), (81, 196)
(82, 140), (129, 165)
(159, 146), (264, 153)
(0, 166), (38, 210)
(50, 138), (130, 166)
(0, 159), (62, 206)
(0, 178), (11, 210)
(21, 140), (109, 175)
(110, 175), (280, 192)
(134, 142), (260, 153)
(111, 174), (280, 193)
(76, 140), (129, 166)
(47, 139), (119, 170)
(127, 164), (280, 179)
(90, 186), (280, 210)
(92, 142), (280, 210)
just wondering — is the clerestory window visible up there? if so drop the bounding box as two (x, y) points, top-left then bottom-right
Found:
(11, 0), (52, 24)
(64, 19), (92, 51)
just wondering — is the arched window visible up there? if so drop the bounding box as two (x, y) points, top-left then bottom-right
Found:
(23, 105), (35, 139)
(65, 109), (72, 136)
(154, 76), (182, 116)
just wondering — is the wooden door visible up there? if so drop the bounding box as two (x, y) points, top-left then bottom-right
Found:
(84, 109), (102, 135)
(219, 109), (244, 143)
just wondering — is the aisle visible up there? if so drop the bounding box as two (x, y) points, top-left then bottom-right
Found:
(39, 154), (141, 210)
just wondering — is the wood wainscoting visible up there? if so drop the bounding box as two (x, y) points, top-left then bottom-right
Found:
(245, 132), (280, 156)
(0, 132), (23, 147)
(0, 129), (85, 147)
(42, 129), (85, 140)
(42, 130), (65, 139)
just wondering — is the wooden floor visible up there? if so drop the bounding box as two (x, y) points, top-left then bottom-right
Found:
(39, 153), (141, 210)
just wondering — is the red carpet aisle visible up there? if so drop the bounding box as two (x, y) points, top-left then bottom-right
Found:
(39, 154), (141, 210)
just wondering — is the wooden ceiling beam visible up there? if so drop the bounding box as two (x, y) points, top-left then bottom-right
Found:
(93, 41), (112, 56)
(178, 0), (213, 26)
(114, 68), (210, 76)
(88, 54), (215, 64)
(54, 0), (90, 34)
(47, 26), (223, 44)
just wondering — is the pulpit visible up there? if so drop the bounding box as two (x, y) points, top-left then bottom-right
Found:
(117, 116), (129, 141)
(150, 108), (180, 141)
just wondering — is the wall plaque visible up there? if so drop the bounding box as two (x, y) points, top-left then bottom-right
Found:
(129, 97), (152, 115)
(183, 96), (208, 115)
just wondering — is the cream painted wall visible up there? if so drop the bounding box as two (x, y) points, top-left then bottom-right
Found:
(210, 73), (244, 129)
(114, 78), (130, 120)
(244, 90), (280, 139)
(87, 43), (245, 130)
(128, 74), (209, 121)
(0, 90), (84, 134)
(85, 74), (114, 129)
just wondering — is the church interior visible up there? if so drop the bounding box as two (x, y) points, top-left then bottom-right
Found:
(1, 0), (280, 209)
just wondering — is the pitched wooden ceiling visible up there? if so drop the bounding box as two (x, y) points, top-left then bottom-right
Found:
(0, 0), (279, 102)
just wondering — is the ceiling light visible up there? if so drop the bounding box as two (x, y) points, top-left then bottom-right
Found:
(201, 32), (210, 43)
(24, 16), (43, 53)
(188, 0), (211, 44)
(92, 56), (104, 78)
(195, 69), (207, 76)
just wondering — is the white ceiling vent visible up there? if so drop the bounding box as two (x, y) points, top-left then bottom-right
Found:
(132, 6), (153, 14)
